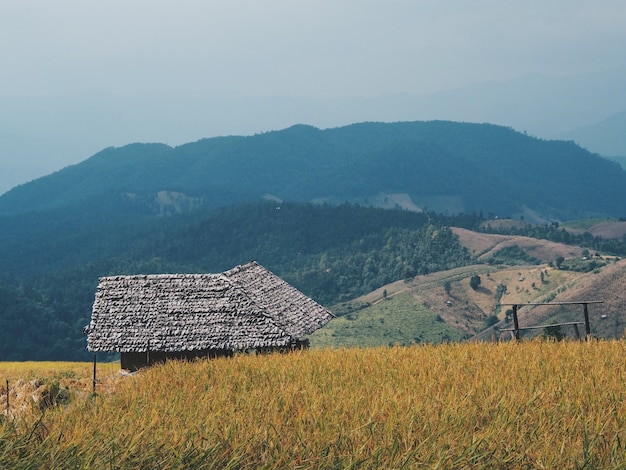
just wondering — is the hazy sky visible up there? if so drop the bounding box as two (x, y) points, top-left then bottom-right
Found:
(2, 0), (626, 193)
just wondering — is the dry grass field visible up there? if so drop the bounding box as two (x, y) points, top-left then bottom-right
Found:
(504, 258), (626, 339)
(316, 258), (626, 349)
(3, 342), (626, 468)
(563, 220), (626, 239)
(451, 227), (584, 262)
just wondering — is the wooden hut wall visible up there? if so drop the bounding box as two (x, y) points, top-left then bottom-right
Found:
(121, 349), (234, 371)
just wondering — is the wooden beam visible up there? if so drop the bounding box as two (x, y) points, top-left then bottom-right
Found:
(501, 321), (586, 332)
(583, 303), (591, 339)
(499, 301), (603, 306)
(512, 305), (520, 341)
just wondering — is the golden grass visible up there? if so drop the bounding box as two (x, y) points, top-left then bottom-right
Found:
(0, 361), (118, 383)
(3, 342), (626, 468)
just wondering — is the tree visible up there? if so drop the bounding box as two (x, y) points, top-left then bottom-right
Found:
(505, 309), (514, 323)
(470, 275), (481, 290)
(555, 256), (564, 269)
(485, 315), (499, 328)
(542, 323), (565, 341)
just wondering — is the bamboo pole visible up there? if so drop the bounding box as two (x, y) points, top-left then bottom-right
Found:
(92, 354), (97, 394)
(583, 303), (591, 340)
(512, 305), (520, 341)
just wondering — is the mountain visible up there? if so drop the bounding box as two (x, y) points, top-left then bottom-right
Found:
(559, 110), (626, 160)
(2, 120), (625, 220)
(1, 120), (625, 280)
(614, 157), (626, 171)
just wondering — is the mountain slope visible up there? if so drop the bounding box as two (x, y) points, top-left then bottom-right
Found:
(451, 227), (584, 262)
(1, 200), (624, 360)
(1, 121), (624, 221)
(471, 258), (626, 341)
(313, 257), (626, 348)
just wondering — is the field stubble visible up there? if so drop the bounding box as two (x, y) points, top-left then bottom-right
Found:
(2, 342), (626, 468)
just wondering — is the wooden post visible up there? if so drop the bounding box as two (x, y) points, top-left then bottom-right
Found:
(5, 379), (8, 412)
(573, 324), (580, 340)
(583, 303), (591, 340)
(92, 354), (97, 394)
(512, 304), (520, 341)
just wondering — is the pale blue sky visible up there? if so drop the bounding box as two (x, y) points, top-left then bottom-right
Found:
(1, 0), (626, 193)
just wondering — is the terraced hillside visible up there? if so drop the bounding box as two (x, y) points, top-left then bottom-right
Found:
(310, 227), (626, 346)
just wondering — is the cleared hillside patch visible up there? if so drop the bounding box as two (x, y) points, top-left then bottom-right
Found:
(323, 263), (588, 344)
(564, 220), (626, 239)
(504, 259), (626, 340)
(310, 291), (465, 347)
(452, 227), (583, 262)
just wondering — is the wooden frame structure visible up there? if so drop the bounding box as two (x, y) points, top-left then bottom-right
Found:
(499, 301), (603, 341)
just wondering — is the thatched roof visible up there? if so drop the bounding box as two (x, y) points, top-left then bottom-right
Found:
(85, 261), (333, 353)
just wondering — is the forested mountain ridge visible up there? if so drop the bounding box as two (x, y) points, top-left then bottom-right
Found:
(7, 119), (625, 279)
(1, 120), (625, 220)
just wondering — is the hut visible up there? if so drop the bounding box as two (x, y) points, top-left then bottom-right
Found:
(84, 261), (334, 370)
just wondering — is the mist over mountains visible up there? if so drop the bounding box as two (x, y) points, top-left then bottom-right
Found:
(2, 67), (625, 195)
(561, 110), (626, 159)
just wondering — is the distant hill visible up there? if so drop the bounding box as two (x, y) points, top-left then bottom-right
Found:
(4, 66), (625, 197)
(560, 110), (626, 159)
(1, 121), (625, 222)
(614, 157), (626, 170)
(562, 220), (626, 240)
(2, 120), (625, 283)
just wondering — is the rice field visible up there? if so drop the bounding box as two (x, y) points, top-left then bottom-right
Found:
(2, 341), (626, 468)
